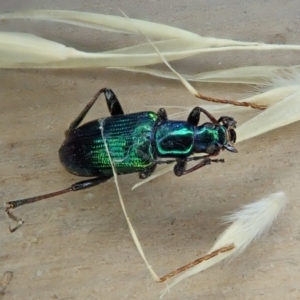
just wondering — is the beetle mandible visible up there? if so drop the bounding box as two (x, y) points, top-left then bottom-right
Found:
(5, 88), (237, 231)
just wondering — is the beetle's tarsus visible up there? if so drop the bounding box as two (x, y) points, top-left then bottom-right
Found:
(9, 219), (24, 233)
(6, 208), (24, 232)
(211, 158), (225, 163)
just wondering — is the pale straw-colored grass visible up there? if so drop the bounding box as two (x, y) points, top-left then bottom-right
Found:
(160, 192), (287, 298)
(1, 10), (300, 68)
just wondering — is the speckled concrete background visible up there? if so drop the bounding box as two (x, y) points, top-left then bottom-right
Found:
(1, 1), (300, 299)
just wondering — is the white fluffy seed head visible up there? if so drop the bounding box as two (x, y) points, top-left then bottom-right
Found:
(160, 192), (287, 298)
(214, 192), (287, 256)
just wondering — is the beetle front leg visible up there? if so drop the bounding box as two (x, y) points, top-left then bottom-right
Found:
(185, 155), (211, 162)
(174, 158), (224, 177)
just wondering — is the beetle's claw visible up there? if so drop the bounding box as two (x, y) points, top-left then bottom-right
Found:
(8, 219), (24, 233)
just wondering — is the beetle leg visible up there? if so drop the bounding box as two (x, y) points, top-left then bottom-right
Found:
(187, 107), (219, 126)
(136, 150), (179, 166)
(139, 164), (157, 179)
(174, 158), (224, 177)
(5, 176), (111, 232)
(198, 107), (219, 124)
(65, 88), (124, 137)
(66, 88), (106, 136)
(104, 89), (124, 116)
(173, 159), (187, 176)
(157, 108), (168, 121)
(187, 107), (201, 126)
(70, 176), (112, 191)
(156, 159), (177, 164)
(217, 116), (237, 129)
(185, 155), (211, 162)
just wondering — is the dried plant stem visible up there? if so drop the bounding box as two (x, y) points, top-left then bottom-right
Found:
(109, 65), (287, 85)
(122, 10), (266, 111)
(195, 94), (267, 110)
(159, 244), (235, 282)
(99, 120), (160, 282)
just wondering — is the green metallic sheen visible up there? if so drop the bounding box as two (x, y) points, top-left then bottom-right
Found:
(194, 124), (227, 153)
(59, 110), (233, 178)
(155, 121), (194, 157)
(59, 111), (158, 177)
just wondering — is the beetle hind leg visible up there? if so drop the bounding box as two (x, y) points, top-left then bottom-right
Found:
(65, 88), (124, 137)
(5, 175), (111, 232)
(104, 89), (124, 116)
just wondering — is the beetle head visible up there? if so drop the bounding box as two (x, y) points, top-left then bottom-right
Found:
(221, 117), (238, 153)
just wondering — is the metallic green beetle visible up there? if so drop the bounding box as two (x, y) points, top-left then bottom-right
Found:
(5, 88), (237, 231)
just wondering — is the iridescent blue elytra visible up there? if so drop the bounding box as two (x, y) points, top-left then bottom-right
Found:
(5, 88), (238, 232)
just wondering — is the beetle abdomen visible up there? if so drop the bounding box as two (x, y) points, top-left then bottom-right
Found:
(59, 112), (159, 177)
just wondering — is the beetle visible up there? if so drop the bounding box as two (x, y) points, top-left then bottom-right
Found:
(5, 88), (237, 232)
